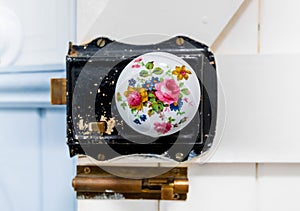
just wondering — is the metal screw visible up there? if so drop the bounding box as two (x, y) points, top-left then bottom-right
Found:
(97, 153), (105, 161)
(97, 38), (106, 47)
(83, 167), (91, 174)
(173, 193), (180, 200)
(176, 37), (184, 46)
(175, 152), (184, 161)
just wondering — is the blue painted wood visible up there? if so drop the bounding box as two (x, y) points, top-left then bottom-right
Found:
(40, 108), (76, 211)
(0, 71), (65, 108)
(0, 107), (76, 211)
(0, 109), (41, 211)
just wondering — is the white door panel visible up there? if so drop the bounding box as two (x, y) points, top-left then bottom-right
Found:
(77, 0), (245, 45)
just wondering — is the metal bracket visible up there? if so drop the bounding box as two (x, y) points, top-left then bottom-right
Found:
(50, 78), (66, 105)
(72, 166), (189, 200)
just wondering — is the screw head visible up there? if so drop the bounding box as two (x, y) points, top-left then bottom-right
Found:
(97, 38), (106, 48)
(97, 153), (105, 161)
(176, 37), (184, 46)
(173, 193), (180, 200)
(175, 152), (184, 161)
(83, 167), (91, 174)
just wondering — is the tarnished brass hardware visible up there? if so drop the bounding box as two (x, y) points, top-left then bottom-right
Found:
(68, 42), (77, 57)
(73, 166), (189, 200)
(88, 122), (106, 133)
(50, 78), (66, 105)
(73, 177), (142, 193)
(176, 37), (185, 46)
(83, 167), (91, 174)
(161, 185), (174, 200)
(97, 38), (106, 48)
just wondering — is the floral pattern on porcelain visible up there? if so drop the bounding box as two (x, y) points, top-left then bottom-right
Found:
(116, 55), (196, 136)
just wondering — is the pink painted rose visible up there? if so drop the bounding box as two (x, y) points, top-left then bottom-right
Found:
(132, 64), (141, 68)
(155, 79), (180, 104)
(127, 91), (142, 106)
(154, 122), (172, 134)
(134, 57), (142, 62)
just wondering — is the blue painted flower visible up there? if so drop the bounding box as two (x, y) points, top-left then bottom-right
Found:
(142, 80), (154, 91)
(142, 77), (159, 91)
(128, 78), (136, 87)
(133, 119), (141, 125)
(150, 77), (160, 84)
(170, 98), (183, 111)
(140, 114), (147, 122)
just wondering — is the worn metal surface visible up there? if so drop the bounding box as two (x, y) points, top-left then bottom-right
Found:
(73, 166), (188, 200)
(66, 36), (217, 162)
(50, 78), (66, 105)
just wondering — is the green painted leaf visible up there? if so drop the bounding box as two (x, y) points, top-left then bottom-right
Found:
(177, 111), (186, 116)
(121, 102), (127, 110)
(179, 93), (183, 99)
(157, 102), (164, 109)
(152, 102), (158, 111)
(152, 67), (163, 75)
(166, 70), (172, 76)
(148, 93), (155, 98)
(181, 88), (190, 95)
(159, 77), (164, 82)
(149, 98), (156, 103)
(145, 61), (154, 70)
(148, 109), (155, 117)
(168, 116), (175, 123)
(179, 82), (184, 88)
(116, 92), (122, 102)
(158, 104), (164, 111)
(179, 117), (187, 124)
(139, 70), (149, 77)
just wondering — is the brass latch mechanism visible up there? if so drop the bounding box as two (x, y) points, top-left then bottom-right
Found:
(72, 166), (188, 200)
(50, 78), (66, 105)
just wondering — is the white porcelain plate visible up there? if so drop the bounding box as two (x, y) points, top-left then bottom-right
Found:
(115, 52), (201, 137)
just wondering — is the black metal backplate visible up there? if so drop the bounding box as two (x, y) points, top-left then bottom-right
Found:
(66, 36), (217, 162)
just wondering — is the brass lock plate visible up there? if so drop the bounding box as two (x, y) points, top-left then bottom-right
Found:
(72, 166), (188, 200)
(50, 78), (66, 105)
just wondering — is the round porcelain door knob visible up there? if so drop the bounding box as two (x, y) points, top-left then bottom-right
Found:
(115, 52), (201, 137)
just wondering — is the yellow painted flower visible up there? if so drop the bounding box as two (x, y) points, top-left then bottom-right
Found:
(172, 65), (192, 80)
(124, 87), (148, 111)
